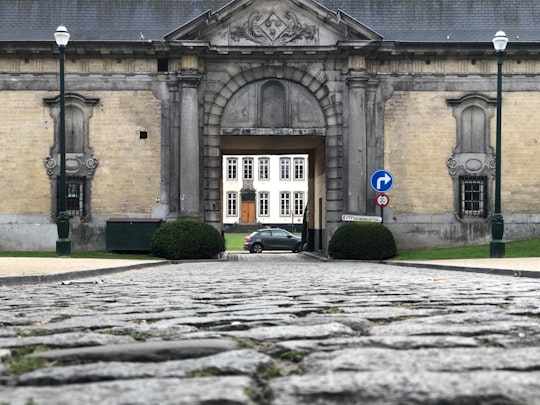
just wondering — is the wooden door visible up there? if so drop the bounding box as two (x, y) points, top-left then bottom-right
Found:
(241, 201), (255, 223)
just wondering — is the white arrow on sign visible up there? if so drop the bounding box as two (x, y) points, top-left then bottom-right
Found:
(377, 172), (392, 191)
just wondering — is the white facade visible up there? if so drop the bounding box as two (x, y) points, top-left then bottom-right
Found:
(222, 154), (309, 229)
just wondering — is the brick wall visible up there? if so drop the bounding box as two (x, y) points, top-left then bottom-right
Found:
(384, 91), (540, 215)
(0, 90), (161, 217)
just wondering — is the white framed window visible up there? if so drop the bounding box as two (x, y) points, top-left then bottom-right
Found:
(293, 192), (304, 216)
(293, 158), (305, 180)
(280, 191), (290, 216)
(243, 158), (253, 180)
(258, 191), (269, 216)
(280, 158), (290, 180)
(227, 158), (237, 180)
(226, 192), (238, 216)
(259, 157), (270, 180)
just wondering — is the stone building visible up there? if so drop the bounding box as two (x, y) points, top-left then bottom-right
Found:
(1, 0), (539, 253)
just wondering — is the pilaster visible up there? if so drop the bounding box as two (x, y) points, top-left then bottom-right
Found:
(346, 71), (369, 214)
(178, 70), (202, 218)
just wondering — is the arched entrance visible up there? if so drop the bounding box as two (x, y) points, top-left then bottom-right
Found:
(203, 66), (341, 252)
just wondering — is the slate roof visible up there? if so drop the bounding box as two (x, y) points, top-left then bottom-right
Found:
(1, 0), (538, 44)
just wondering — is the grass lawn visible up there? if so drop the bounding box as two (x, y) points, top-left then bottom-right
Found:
(393, 238), (540, 261)
(224, 233), (247, 251)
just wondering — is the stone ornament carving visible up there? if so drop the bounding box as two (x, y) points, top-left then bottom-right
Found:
(43, 93), (100, 179)
(43, 155), (57, 177)
(230, 11), (317, 45)
(446, 153), (495, 177)
(43, 153), (99, 178)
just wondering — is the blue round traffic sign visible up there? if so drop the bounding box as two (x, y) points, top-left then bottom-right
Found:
(370, 170), (394, 192)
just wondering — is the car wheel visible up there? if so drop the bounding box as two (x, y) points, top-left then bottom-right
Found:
(293, 242), (302, 253)
(250, 243), (263, 253)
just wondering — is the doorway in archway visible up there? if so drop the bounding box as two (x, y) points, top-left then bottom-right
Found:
(220, 134), (325, 252)
(222, 153), (309, 230)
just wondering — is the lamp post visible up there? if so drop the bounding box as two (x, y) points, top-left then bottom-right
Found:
(490, 30), (508, 258)
(54, 25), (71, 256)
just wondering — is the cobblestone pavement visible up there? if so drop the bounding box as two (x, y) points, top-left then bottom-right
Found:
(1, 253), (540, 404)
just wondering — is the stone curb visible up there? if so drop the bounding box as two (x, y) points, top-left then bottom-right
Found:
(0, 260), (171, 287)
(386, 260), (540, 279)
(304, 251), (540, 279)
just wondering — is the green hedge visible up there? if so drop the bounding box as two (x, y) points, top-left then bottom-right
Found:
(150, 219), (225, 260)
(328, 222), (397, 260)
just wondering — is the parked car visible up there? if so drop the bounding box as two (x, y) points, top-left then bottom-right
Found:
(244, 228), (302, 253)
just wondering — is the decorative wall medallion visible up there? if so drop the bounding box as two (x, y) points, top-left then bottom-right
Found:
(230, 11), (317, 45)
(446, 155), (458, 175)
(43, 155), (57, 177)
(66, 156), (82, 172)
(86, 154), (99, 176)
(465, 158), (482, 172)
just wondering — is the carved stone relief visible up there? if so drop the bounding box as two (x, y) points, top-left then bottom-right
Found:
(230, 10), (317, 45)
(446, 94), (496, 178)
(43, 93), (100, 179)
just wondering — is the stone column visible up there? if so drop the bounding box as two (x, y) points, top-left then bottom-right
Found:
(346, 58), (369, 214)
(178, 68), (201, 218)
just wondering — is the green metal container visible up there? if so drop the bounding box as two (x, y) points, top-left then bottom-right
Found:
(106, 218), (162, 252)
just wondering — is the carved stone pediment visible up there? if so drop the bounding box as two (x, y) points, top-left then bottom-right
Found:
(230, 10), (317, 46)
(165, 0), (382, 47)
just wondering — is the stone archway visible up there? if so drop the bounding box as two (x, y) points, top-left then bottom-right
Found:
(203, 64), (343, 252)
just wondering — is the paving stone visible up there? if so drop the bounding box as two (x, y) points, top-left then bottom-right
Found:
(1, 376), (255, 405)
(17, 349), (272, 385)
(269, 371), (540, 404)
(0, 331), (134, 349)
(271, 335), (479, 354)
(302, 347), (540, 372)
(226, 322), (355, 341)
(369, 312), (540, 336)
(28, 339), (238, 362)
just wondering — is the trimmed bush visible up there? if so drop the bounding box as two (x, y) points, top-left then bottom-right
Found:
(328, 222), (397, 260)
(150, 219), (225, 260)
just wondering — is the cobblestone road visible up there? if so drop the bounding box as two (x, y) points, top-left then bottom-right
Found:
(1, 253), (540, 404)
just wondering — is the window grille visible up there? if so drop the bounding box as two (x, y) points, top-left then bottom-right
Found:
(57, 176), (85, 218)
(459, 176), (487, 218)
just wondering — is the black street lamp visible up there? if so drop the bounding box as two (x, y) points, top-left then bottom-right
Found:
(54, 25), (71, 256)
(490, 30), (508, 258)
